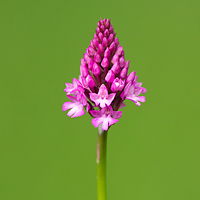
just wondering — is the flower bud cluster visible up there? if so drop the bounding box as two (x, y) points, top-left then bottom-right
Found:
(63, 19), (147, 131)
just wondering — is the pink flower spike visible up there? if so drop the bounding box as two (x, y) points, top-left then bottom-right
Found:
(90, 106), (122, 131)
(89, 84), (116, 108)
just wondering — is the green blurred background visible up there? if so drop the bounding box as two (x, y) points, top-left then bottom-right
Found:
(0, 0), (200, 199)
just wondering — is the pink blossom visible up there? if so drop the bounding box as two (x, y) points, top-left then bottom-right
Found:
(121, 82), (146, 106)
(64, 78), (82, 95)
(89, 84), (116, 108)
(62, 95), (87, 118)
(63, 19), (146, 130)
(111, 78), (125, 92)
(90, 106), (122, 131)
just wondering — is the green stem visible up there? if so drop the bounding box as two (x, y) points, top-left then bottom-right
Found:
(97, 125), (107, 200)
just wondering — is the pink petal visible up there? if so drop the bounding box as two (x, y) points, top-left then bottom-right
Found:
(67, 106), (77, 117)
(64, 83), (73, 92)
(119, 102), (126, 109)
(122, 82), (131, 99)
(90, 110), (102, 118)
(71, 105), (85, 118)
(99, 99), (109, 108)
(126, 96), (145, 106)
(141, 87), (147, 94)
(128, 84), (135, 95)
(108, 117), (119, 126)
(105, 93), (116, 105)
(62, 102), (74, 111)
(67, 95), (77, 103)
(72, 78), (82, 88)
(86, 103), (90, 112)
(102, 118), (109, 130)
(135, 101), (141, 106)
(112, 111), (122, 119)
(137, 96), (146, 102)
(98, 84), (108, 98)
(134, 89), (142, 96)
(136, 82), (142, 87)
(92, 117), (104, 128)
(90, 93), (100, 105)
(67, 104), (85, 118)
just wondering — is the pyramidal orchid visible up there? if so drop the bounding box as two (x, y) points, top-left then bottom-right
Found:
(62, 18), (147, 200)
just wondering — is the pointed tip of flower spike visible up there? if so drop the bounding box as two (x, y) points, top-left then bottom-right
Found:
(105, 19), (110, 29)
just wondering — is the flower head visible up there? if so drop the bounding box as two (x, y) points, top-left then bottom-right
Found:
(63, 18), (147, 131)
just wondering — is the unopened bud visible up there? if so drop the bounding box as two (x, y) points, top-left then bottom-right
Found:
(101, 57), (109, 69)
(92, 63), (101, 76)
(94, 52), (101, 63)
(111, 62), (120, 74)
(86, 75), (95, 88)
(126, 71), (136, 83)
(111, 54), (119, 64)
(105, 70), (115, 82)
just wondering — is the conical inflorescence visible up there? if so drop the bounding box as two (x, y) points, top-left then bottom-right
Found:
(63, 18), (147, 131)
